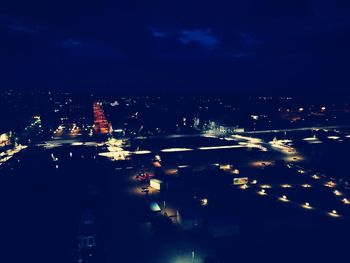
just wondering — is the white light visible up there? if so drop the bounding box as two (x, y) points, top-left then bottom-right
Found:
(133, 150), (152, 155)
(258, 189), (267, 196)
(279, 195), (289, 202)
(198, 145), (243, 150)
(260, 184), (272, 189)
(328, 210), (340, 217)
(342, 198), (350, 204)
(302, 202), (312, 209)
(327, 136), (340, 140)
(301, 184), (312, 188)
(312, 174), (320, 180)
(303, 137), (318, 141)
(71, 142), (83, 146)
(239, 184), (249, 190)
(201, 198), (208, 206)
(161, 148), (193, 152)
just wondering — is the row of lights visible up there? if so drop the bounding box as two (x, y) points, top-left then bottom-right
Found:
(271, 192), (343, 217)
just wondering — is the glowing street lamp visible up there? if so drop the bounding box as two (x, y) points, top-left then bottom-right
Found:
(342, 198), (350, 205)
(324, 181), (336, 188)
(333, 190), (343, 196)
(201, 198), (208, 206)
(329, 210), (339, 217)
(312, 174), (320, 180)
(279, 195), (289, 202)
(302, 202), (312, 209)
(240, 184), (249, 190)
(301, 184), (312, 188)
(281, 184), (292, 188)
(258, 189), (267, 196)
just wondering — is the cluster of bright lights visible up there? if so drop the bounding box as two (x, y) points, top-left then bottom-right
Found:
(0, 144), (28, 165)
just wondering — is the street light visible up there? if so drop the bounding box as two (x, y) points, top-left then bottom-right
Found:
(333, 190), (342, 196)
(258, 189), (267, 196)
(342, 198), (350, 204)
(279, 195), (289, 202)
(329, 210), (340, 217)
(302, 202), (312, 209)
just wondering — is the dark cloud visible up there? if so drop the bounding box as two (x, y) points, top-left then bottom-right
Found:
(0, 0), (350, 93)
(150, 27), (167, 37)
(1, 15), (38, 34)
(179, 29), (220, 49)
(62, 39), (125, 60)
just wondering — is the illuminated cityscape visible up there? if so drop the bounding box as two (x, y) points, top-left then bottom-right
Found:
(2, 1), (350, 262)
(1, 92), (350, 262)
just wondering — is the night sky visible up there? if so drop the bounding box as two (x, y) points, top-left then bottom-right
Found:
(1, 0), (350, 93)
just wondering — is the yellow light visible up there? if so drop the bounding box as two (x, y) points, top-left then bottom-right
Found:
(342, 198), (350, 204)
(301, 202), (312, 209)
(279, 195), (289, 202)
(239, 184), (249, 190)
(324, 181), (336, 188)
(329, 210), (340, 217)
(232, 169), (240, 175)
(312, 174), (320, 180)
(333, 190), (343, 196)
(301, 184), (312, 188)
(220, 164), (231, 170)
(281, 184), (292, 188)
(260, 184), (272, 189)
(257, 189), (267, 196)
